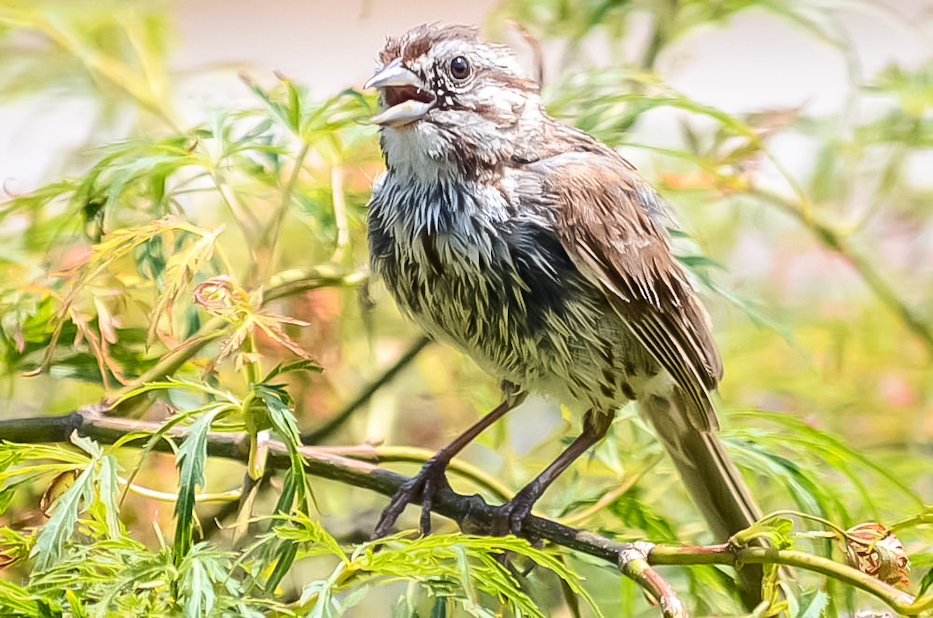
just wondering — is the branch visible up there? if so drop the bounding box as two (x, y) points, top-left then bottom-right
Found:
(0, 408), (926, 616)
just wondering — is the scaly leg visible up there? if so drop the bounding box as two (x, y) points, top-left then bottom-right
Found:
(494, 409), (613, 535)
(372, 386), (526, 538)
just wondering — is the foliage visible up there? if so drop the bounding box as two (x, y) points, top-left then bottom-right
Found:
(1, 0), (932, 616)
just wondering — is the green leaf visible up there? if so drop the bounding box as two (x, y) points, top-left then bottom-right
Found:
(173, 408), (223, 564)
(797, 590), (829, 618)
(251, 382), (312, 508)
(181, 549), (216, 617)
(146, 225), (224, 346)
(63, 589), (87, 618)
(97, 454), (122, 538)
(918, 567), (933, 597)
(31, 458), (95, 571)
(263, 358), (324, 382)
(272, 512), (346, 561)
(263, 540), (298, 595)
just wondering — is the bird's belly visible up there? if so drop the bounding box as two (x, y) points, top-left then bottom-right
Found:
(374, 233), (653, 412)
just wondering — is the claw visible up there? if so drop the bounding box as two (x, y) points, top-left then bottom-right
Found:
(488, 492), (536, 538)
(372, 394), (527, 539)
(372, 458), (451, 539)
(372, 476), (424, 538)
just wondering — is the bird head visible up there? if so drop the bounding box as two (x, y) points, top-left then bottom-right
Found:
(364, 23), (545, 181)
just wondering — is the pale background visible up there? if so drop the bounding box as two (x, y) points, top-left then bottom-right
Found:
(2, 0), (932, 194)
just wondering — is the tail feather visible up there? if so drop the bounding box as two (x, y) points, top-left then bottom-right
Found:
(639, 389), (763, 609)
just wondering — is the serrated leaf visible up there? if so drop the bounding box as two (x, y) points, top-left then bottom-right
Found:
(251, 384), (310, 511)
(173, 408), (223, 564)
(255, 383), (301, 446)
(263, 358), (323, 382)
(97, 454), (122, 538)
(182, 550), (216, 618)
(31, 460), (95, 571)
(147, 226), (224, 346)
(272, 512), (345, 561)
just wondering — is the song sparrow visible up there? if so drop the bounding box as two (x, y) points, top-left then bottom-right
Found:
(365, 23), (762, 604)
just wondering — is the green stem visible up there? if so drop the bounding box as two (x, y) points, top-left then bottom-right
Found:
(749, 187), (933, 358)
(258, 141), (312, 281)
(651, 545), (920, 614)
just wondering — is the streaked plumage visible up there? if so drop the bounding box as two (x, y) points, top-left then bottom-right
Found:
(366, 23), (763, 607)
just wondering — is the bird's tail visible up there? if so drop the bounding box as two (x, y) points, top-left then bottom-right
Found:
(638, 388), (764, 609)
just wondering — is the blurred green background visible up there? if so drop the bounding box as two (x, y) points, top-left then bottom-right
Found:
(0, 0), (932, 615)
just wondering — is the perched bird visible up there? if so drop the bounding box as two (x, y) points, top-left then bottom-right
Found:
(365, 23), (763, 605)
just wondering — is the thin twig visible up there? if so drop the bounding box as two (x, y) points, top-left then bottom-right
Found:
(329, 165), (350, 263)
(620, 542), (686, 618)
(299, 335), (431, 444)
(749, 187), (933, 357)
(260, 141), (311, 274)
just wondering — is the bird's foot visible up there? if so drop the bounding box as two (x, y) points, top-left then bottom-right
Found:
(372, 457), (452, 539)
(488, 489), (537, 538)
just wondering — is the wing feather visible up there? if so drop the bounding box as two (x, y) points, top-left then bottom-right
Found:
(529, 152), (722, 431)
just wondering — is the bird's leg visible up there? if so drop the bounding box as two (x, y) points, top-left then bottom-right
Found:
(493, 409), (613, 536)
(372, 385), (526, 539)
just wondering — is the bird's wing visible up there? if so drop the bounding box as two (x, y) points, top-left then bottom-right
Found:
(527, 152), (723, 431)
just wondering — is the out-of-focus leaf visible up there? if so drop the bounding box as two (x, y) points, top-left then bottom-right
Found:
(146, 225), (223, 345)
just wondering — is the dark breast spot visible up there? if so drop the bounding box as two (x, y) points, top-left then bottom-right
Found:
(501, 222), (579, 333)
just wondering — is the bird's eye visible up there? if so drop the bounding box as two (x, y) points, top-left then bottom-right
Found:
(449, 56), (470, 80)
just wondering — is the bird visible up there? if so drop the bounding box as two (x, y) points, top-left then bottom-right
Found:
(364, 23), (763, 606)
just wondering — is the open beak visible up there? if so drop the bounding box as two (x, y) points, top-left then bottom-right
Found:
(364, 59), (435, 127)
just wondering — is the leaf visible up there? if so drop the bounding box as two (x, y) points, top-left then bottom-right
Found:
(734, 517), (794, 549)
(272, 512), (345, 562)
(350, 534), (603, 618)
(31, 457), (95, 571)
(263, 358), (323, 382)
(252, 312), (311, 360)
(63, 589), (88, 618)
(97, 453), (123, 538)
(173, 408), (223, 564)
(181, 549), (217, 618)
(918, 567), (933, 597)
(254, 383), (300, 445)
(146, 225), (224, 346)
(0, 578), (41, 615)
(250, 383), (312, 511)
(796, 590), (829, 618)
(120, 396), (234, 507)
(42, 217), (214, 374)
(263, 540), (298, 595)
